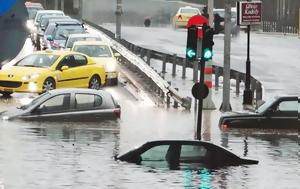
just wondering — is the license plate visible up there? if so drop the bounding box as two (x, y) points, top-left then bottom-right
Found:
(106, 72), (118, 79)
(3, 88), (13, 92)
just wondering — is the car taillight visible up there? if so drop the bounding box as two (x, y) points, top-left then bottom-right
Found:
(178, 15), (182, 19)
(222, 123), (229, 129)
(114, 109), (121, 118)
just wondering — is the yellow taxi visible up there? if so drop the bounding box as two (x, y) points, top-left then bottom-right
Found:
(0, 51), (106, 96)
(172, 6), (201, 29)
(72, 41), (120, 85)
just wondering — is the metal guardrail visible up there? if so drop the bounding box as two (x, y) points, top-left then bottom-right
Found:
(84, 20), (263, 108)
(84, 20), (192, 110)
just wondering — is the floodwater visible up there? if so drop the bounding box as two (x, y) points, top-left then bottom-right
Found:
(0, 88), (299, 189)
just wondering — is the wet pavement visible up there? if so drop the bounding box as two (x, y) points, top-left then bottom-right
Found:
(0, 32), (299, 188)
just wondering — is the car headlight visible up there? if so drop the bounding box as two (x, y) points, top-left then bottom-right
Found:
(105, 60), (117, 72)
(28, 82), (38, 92)
(27, 20), (34, 30)
(22, 73), (40, 81)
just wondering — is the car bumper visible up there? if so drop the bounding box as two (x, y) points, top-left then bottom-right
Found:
(174, 20), (188, 27)
(0, 81), (42, 93)
(105, 72), (118, 86)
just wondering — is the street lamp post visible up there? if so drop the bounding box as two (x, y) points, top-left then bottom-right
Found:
(243, 0), (253, 105)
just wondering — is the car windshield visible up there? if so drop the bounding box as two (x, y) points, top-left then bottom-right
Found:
(73, 45), (112, 57)
(45, 24), (55, 35)
(256, 97), (278, 113)
(180, 8), (199, 14)
(54, 25), (85, 40)
(19, 92), (50, 110)
(37, 12), (63, 23)
(66, 37), (100, 48)
(27, 7), (43, 20)
(15, 54), (59, 68)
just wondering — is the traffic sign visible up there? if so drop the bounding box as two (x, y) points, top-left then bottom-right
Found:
(237, 1), (262, 26)
(192, 83), (209, 100)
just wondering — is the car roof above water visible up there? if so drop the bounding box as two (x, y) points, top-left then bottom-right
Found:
(48, 88), (113, 98)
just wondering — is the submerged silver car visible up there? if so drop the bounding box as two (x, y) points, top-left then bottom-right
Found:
(0, 89), (121, 121)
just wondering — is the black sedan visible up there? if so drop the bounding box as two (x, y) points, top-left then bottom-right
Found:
(219, 96), (299, 129)
(117, 140), (258, 169)
(0, 88), (121, 121)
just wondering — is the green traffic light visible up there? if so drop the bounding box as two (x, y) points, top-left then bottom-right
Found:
(203, 48), (213, 60)
(187, 49), (196, 58)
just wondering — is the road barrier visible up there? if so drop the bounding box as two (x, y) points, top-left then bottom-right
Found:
(84, 20), (264, 109)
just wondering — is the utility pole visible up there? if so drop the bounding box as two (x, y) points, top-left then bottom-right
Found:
(203, 0), (216, 110)
(220, 0), (232, 111)
(54, 0), (58, 10)
(61, 0), (64, 12)
(115, 0), (122, 41)
(77, 0), (83, 21)
(207, 0), (214, 27)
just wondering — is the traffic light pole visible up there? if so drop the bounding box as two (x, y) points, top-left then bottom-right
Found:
(243, 25), (253, 105)
(196, 24), (209, 141)
(196, 57), (206, 140)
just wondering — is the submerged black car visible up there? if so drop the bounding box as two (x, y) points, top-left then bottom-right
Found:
(219, 96), (299, 129)
(117, 140), (258, 169)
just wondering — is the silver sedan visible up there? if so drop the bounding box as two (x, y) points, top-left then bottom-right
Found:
(0, 88), (121, 121)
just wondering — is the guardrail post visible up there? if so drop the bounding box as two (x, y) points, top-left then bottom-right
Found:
(236, 72), (241, 96)
(255, 81), (263, 108)
(251, 78), (256, 99)
(133, 46), (138, 55)
(182, 58), (186, 79)
(140, 48), (145, 58)
(146, 50), (152, 65)
(131, 44), (135, 52)
(160, 90), (165, 99)
(172, 54), (177, 76)
(173, 88), (179, 108)
(214, 67), (220, 90)
(162, 54), (167, 73)
(167, 81), (171, 108)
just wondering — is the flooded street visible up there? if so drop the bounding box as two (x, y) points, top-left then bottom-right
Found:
(0, 87), (299, 188)
(0, 1), (299, 187)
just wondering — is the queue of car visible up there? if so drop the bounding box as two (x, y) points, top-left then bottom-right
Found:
(0, 2), (122, 122)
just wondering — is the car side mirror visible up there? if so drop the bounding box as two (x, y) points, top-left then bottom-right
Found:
(61, 65), (69, 71)
(47, 35), (53, 41)
(114, 53), (121, 57)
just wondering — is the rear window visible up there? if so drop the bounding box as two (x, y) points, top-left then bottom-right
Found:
(73, 45), (112, 57)
(180, 8), (200, 14)
(75, 94), (103, 109)
(54, 25), (85, 40)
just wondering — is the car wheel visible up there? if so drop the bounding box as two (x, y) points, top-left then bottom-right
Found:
(89, 75), (101, 90)
(42, 78), (56, 93)
(1, 92), (13, 97)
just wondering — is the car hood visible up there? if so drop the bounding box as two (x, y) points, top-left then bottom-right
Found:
(0, 107), (26, 120)
(0, 66), (50, 80)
